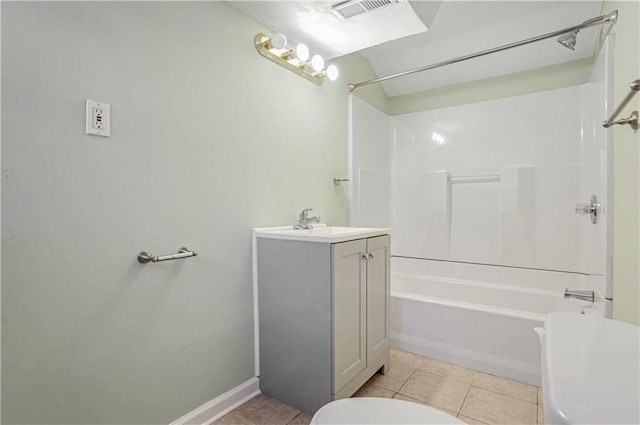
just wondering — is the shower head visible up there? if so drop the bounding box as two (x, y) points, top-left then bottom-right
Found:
(556, 10), (618, 51)
(557, 30), (579, 50)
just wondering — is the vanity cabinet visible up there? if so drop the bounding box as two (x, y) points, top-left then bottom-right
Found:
(255, 230), (390, 414)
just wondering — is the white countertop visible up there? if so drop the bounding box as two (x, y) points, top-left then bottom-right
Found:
(253, 224), (390, 243)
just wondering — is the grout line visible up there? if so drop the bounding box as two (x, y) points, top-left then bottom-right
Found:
(471, 373), (541, 390)
(468, 384), (538, 406)
(395, 368), (417, 396)
(457, 383), (472, 416)
(457, 413), (490, 425)
(399, 368), (417, 388)
(397, 349), (539, 420)
(286, 411), (303, 425)
(405, 368), (469, 386)
(392, 393), (458, 418)
(368, 381), (397, 395)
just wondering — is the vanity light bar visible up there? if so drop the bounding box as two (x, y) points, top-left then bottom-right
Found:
(254, 33), (338, 85)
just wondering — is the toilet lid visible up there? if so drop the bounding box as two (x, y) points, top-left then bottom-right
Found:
(310, 398), (465, 425)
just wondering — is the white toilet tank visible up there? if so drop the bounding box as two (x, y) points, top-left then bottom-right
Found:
(539, 312), (639, 424)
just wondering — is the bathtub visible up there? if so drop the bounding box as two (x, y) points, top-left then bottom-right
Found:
(390, 257), (605, 386)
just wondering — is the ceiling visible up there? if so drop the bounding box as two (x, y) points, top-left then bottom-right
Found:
(232, 1), (605, 97)
(232, 1), (439, 58)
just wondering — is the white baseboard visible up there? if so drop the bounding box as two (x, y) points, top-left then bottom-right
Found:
(170, 377), (260, 425)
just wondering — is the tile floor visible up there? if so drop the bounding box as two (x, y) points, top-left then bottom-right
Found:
(214, 348), (544, 425)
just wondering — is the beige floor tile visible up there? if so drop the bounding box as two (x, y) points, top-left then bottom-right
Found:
(460, 387), (537, 425)
(393, 393), (458, 418)
(391, 348), (476, 384)
(458, 415), (489, 425)
(397, 370), (470, 413)
(418, 357), (477, 384)
(213, 411), (255, 425)
(472, 372), (538, 404)
(215, 394), (301, 425)
(287, 412), (313, 425)
(391, 348), (431, 370)
(353, 380), (396, 398)
(367, 361), (415, 392)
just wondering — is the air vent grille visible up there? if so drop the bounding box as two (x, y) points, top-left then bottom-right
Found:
(331, 0), (397, 20)
(361, 0), (392, 11)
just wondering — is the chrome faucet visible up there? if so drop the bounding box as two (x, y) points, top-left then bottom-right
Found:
(294, 208), (321, 230)
(564, 289), (595, 303)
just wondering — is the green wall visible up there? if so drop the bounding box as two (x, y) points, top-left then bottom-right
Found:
(387, 57), (593, 114)
(0, 2), (383, 423)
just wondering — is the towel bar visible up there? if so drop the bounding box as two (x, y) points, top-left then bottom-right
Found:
(138, 246), (198, 264)
(333, 178), (350, 185)
(449, 174), (500, 184)
(603, 79), (639, 131)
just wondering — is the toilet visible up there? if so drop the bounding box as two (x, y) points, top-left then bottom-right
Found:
(309, 397), (465, 424)
(538, 312), (639, 424)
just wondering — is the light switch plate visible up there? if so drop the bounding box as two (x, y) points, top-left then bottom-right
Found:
(86, 99), (110, 137)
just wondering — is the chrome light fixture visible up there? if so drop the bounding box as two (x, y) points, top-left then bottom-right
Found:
(254, 32), (339, 86)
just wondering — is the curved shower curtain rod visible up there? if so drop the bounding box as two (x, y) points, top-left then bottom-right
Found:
(348, 10), (619, 92)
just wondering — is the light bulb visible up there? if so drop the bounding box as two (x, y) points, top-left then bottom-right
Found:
(326, 64), (339, 81)
(271, 32), (287, 50)
(311, 54), (325, 72)
(295, 43), (310, 62)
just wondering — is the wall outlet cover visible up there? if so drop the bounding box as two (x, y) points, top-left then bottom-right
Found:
(86, 99), (110, 137)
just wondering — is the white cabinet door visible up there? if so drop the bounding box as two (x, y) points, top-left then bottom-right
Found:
(332, 239), (367, 393)
(366, 235), (390, 362)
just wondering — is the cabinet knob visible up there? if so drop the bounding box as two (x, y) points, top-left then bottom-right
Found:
(368, 253), (375, 260)
(362, 254), (368, 261)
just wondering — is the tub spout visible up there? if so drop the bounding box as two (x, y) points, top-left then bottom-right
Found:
(564, 289), (595, 303)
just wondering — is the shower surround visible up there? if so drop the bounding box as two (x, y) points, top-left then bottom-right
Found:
(348, 39), (613, 385)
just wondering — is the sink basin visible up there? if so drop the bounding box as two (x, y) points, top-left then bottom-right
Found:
(254, 224), (390, 243)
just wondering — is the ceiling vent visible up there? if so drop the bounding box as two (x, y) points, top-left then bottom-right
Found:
(331, 0), (399, 20)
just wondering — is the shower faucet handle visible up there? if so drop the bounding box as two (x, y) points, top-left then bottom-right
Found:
(575, 195), (600, 225)
(575, 203), (592, 215)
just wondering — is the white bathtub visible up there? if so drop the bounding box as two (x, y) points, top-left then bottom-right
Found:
(390, 258), (605, 386)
